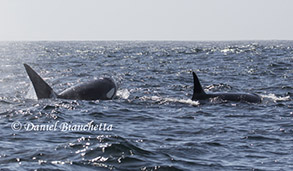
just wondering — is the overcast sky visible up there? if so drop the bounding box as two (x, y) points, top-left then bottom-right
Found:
(0, 0), (292, 41)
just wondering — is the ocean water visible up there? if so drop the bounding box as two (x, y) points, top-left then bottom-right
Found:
(0, 41), (292, 171)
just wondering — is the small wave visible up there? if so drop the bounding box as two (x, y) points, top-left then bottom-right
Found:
(260, 93), (290, 102)
(0, 99), (12, 105)
(141, 96), (199, 106)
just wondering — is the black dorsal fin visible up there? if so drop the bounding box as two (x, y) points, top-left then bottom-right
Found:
(24, 64), (57, 99)
(192, 72), (206, 99)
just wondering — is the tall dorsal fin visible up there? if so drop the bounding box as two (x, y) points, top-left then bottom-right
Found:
(192, 72), (206, 100)
(24, 64), (57, 99)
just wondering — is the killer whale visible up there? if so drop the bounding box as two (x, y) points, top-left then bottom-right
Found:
(191, 72), (261, 103)
(24, 64), (117, 100)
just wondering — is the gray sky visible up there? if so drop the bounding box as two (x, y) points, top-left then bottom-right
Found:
(0, 0), (292, 41)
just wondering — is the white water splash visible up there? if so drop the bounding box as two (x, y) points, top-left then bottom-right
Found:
(141, 96), (199, 106)
(261, 93), (290, 102)
(116, 89), (130, 99)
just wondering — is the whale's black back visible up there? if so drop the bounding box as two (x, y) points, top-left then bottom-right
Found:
(58, 78), (116, 100)
(24, 64), (116, 100)
(191, 72), (261, 103)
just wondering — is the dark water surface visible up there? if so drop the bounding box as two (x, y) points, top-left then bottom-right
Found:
(0, 41), (292, 170)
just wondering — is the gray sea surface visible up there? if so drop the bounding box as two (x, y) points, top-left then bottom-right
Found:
(0, 41), (292, 170)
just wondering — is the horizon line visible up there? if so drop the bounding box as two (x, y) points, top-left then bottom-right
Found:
(0, 39), (292, 42)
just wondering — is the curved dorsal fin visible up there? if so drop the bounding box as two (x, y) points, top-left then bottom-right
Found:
(192, 72), (206, 100)
(24, 64), (57, 99)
